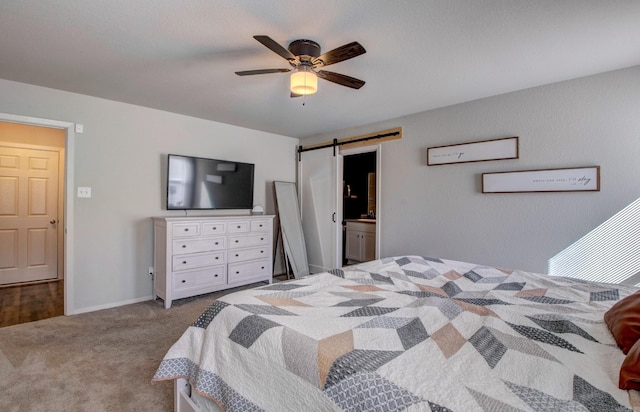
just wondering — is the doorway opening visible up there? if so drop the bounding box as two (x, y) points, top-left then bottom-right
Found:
(297, 142), (382, 273)
(341, 147), (379, 266)
(0, 120), (69, 326)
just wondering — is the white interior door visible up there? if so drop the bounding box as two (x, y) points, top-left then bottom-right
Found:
(0, 145), (59, 284)
(298, 147), (341, 273)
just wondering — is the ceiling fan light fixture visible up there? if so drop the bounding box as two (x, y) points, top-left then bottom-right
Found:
(290, 66), (318, 95)
(239, 36), (366, 97)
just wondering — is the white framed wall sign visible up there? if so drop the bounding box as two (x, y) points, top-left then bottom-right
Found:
(482, 166), (600, 193)
(427, 136), (518, 166)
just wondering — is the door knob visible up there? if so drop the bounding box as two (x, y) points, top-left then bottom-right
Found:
(50, 219), (56, 224)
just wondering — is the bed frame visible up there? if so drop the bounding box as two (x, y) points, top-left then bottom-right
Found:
(175, 378), (197, 412)
(175, 378), (224, 412)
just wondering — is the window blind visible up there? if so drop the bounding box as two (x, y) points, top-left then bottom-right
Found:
(548, 197), (640, 286)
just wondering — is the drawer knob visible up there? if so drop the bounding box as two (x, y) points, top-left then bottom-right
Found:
(259, 224), (263, 227)
(182, 245), (186, 248)
(214, 274), (218, 277)
(260, 238), (264, 241)
(235, 240), (239, 243)
(182, 261), (187, 264)
(236, 271), (240, 274)
(235, 254), (239, 257)
(237, 225), (241, 229)
(260, 250), (264, 253)
(215, 257), (219, 260)
(184, 228), (189, 232)
(215, 242), (219, 245)
(181, 280), (186, 283)
(261, 266), (265, 270)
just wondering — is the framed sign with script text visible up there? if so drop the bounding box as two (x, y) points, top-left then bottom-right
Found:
(427, 136), (518, 166)
(482, 166), (600, 193)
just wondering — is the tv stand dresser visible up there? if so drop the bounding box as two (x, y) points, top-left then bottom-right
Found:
(152, 215), (274, 308)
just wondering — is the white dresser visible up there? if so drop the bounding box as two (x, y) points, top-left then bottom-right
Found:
(153, 215), (274, 308)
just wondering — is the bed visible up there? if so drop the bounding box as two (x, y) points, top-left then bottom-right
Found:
(153, 255), (640, 411)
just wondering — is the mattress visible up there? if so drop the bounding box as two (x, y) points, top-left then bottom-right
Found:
(153, 255), (637, 411)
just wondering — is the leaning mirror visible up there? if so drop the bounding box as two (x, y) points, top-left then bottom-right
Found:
(273, 181), (310, 278)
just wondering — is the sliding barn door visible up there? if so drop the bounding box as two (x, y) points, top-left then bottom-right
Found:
(298, 147), (341, 273)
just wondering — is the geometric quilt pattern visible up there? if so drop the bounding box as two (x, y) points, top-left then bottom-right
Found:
(153, 357), (262, 411)
(153, 256), (638, 411)
(324, 371), (425, 412)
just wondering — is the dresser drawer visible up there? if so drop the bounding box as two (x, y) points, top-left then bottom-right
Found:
(228, 259), (270, 282)
(173, 237), (225, 255)
(250, 219), (271, 232)
(173, 266), (226, 291)
(228, 246), (270, 263)
(227, 221), (250, 233)
(228, 233), (269, 249)
(172, 251), (225, 271)
(201, 222), (226, 235)
(172, 223), (200, 237)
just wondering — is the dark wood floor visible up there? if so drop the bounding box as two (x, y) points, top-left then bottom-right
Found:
(0, 280), (64, 328)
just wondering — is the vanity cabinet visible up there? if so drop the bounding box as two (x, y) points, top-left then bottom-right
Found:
(153, 215), (274, 308)
(345, 221), (376, 263)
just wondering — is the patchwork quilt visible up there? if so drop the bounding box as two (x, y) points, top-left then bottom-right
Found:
(153, 256), (638, 411)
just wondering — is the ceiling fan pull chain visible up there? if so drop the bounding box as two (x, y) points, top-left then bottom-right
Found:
(302, 75), (307, 106)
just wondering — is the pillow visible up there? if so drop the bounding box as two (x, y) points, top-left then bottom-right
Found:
(604, 291), (640, 354)
(620, 339), (640, 390)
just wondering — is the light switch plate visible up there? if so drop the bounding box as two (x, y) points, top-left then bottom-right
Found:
(75, 123), (84, 133)
(77, 186), (92, 198)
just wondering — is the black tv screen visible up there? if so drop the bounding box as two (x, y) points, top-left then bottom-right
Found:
(166, 154), (255, 210)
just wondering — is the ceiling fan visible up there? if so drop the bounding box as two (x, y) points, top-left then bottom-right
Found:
(235, 35), (366, 97)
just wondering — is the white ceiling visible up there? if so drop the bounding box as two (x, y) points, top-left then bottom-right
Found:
(1, 1), (639, 138)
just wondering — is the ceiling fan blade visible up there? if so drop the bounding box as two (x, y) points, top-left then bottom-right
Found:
(317, 70), (365, 89)
(235, 68), (291, 76)
(253, 35), (297, 62)
(314, 42), (366, 66)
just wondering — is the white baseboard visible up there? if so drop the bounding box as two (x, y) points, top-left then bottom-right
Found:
(309, 264), (329, 274)
(71, 295), (154, 315)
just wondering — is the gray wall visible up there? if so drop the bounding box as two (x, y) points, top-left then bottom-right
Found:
(301, 66), (640, 273)
(0, 79), (298, 313)
(2, 65), (638, 313)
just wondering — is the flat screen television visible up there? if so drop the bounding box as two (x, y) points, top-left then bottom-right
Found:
(166, 154), (255, 210)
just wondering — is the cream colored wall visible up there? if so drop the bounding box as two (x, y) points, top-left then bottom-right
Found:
(301, 66), (640, 273)
(0, 79), (298, 313)
(0, 121), (65, 147)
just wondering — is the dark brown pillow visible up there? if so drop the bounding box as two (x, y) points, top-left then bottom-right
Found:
(620, 339), (640, 390)
(604, 291), (640, 354)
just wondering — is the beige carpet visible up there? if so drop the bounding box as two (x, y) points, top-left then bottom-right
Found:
(0, 286), (259, 412)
